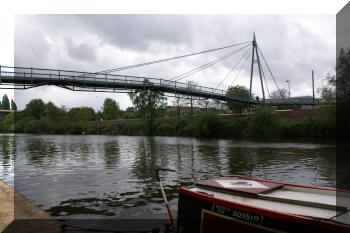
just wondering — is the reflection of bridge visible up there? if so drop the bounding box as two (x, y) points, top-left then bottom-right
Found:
(0, 34), (317, 106)
(0, 66), (315, 106)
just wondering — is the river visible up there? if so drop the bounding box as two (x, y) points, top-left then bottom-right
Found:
(0, 134), (336, 220)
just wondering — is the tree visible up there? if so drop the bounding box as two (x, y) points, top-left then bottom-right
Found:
(128, 79), (167, 134)
(102, 98), (120, 120)
(226, 85), (252, 115)
(68, 107), (95, 121)
(318, 73), (336, 105)
(270, 88), (288, 99)
(122, 107), (140, 119)
(46, 101), (64, 121)
(11, 99), (17, 111)
(269, 88), (290, 110)
(25, 99), (46, 119)
(1, 94), (10, 110)
(172, 95), (189, 120)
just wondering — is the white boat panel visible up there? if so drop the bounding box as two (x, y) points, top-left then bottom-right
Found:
(191, 187), (338, 219)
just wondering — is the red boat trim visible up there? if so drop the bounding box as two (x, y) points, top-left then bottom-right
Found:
(237, 176), (350, 193)
(178, 187), (350, 232)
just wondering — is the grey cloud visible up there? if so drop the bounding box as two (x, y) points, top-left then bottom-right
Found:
(14, 27), (51, 67)
(63, 36), (97, 62)
(13, 14), (335, 110)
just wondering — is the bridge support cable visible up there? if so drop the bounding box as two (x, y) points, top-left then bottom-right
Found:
(170, 43), (252, 82)
(216, 45), (253, 89)
(84, 41), (252, 76)
(261, 64), (271, 98)
(257, 46), (283, 98)
(230, 46), (253, 86)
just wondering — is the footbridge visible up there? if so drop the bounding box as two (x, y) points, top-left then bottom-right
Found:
(0, 66), (315, 106)
(0, 34), (317, 106)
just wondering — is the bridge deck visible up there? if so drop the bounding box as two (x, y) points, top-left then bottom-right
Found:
(0, 66), (315, 105)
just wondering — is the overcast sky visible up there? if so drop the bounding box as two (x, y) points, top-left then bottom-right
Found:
(13, 14), (337, 111)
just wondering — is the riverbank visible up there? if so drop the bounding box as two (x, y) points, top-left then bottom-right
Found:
(0, 107), (335, 138)
(0, 179), (62, 233)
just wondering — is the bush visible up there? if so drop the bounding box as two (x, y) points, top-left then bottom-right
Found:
(248, 107), (279, 136)
(23, 119), (43, 133)
(2, 112), (14, 132)
(222, 118), (249, 137)
(194, 111), (221, 137)
(155, 123), (175, 136)
(120, 123), (146, 136)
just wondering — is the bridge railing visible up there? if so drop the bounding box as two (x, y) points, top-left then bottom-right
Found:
(1, 65), (253, 102)
(1, 66), (317, 105)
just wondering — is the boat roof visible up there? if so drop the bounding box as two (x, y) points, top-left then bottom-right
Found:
(192, 177), (350, 225)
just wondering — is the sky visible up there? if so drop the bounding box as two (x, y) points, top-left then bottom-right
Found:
(1, 1), (347, 111)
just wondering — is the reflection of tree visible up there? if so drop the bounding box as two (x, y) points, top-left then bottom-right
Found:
(0, 135), (14, 167)
(25, 138), (58, 165)
(132, 137), (159, 181)
(196, 144), (221, 176)
(103, 140), (120, 169)
(130, 137), (177, 203)
(226, 147), (266, 177)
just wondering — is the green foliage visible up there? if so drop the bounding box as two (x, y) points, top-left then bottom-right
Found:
(68, 107), (95, 121)
(102, 98), (120, 120)
(155, 123), (175, 136)
(23, 118), (49, 133)
(25, 99), (46, 119)
(318, 73), (336, 105)
(120, 123), (146, 136)
(223, 118), (248, 137)
(11, 99), (17, 111)
(46, 102), (65, 121)
(128, 79), (167, 135)
(248, 107), (278, 136)
(122, 107), (140, 119)
(2, 112), (14, 132)
(194, 111), (221, 137)
(226, 85), (251, 115)
(1, 94), (10, 110)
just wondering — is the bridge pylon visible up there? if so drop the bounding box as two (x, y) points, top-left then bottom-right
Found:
(249, 33), (266, 105)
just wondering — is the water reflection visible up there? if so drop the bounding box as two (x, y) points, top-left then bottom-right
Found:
(103, 140), (120, 169)
(0, 135), (15, 184)
(26, 138), (58, 165)
(0, 134), (337, 219)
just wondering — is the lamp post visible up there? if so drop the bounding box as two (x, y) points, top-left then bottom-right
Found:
(286, 80), (291, 109)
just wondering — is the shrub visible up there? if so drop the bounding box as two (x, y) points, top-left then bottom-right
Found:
(2, 112), (14, 132)
(23, 119), (42, 133)
(223, 118), (249, 137)
(120, 123), (146, 136)
(155, 123), (175, 136)
(194, 111), (221, 137)
(248, 107), (279, 136)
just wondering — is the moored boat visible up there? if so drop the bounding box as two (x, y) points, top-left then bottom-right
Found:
(175, 176), (350, 233)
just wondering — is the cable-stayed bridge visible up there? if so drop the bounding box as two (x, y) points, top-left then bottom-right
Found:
(0, 34), (316, 106)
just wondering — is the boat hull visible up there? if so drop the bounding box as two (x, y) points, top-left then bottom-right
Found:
(177, 180), (350, 233)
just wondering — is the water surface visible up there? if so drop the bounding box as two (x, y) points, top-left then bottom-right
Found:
(0, 134), (336, 219)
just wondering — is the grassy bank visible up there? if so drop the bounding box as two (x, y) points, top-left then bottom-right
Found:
(0, 107), (335, 138)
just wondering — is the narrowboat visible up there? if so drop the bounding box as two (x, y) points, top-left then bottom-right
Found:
(156, 170), (350, 233)
(176, 176), (350, 233)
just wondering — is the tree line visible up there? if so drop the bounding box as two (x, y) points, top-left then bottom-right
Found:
(0, 47), (347, 138)
(0, 94), (17, 110)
